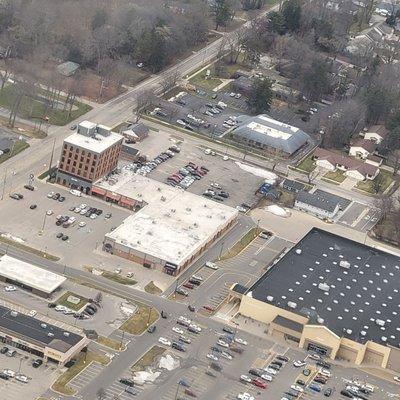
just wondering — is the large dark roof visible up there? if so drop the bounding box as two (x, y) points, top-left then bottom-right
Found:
(295, 191), (339, 213)
(272, 315), (304, 333)
(249, 228), (400, 347)
(0, 305), (83, 352)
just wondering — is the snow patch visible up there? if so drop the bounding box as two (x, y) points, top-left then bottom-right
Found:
(0, 233), (25, 244)
(133, 370), (161, 385)
(235, 162), (277, 184)
(159, 354), (180, 371)
(265, 205), (291, 218)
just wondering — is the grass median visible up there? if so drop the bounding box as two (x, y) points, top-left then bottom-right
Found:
(120, 303), (159, 335)
(51, 351), (109, 395)
(101, 271), (137, 285)
(220, 227), (261, 260)
(0, 140), (29, 164)
(131, 346), (165, 372)
(96, 335), (125, 351)
(144, 281), (162, 295)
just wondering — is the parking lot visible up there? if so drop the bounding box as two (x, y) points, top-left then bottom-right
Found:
(0, 345), (57, 400)
(128, 127), (263, 208)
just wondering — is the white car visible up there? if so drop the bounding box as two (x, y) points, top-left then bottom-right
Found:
(172, 327), (184, 335)
(177, 119), (186, 126)
(69, 189), (81, 197)
(78, 221), (86, 227)
(74, 207), (82, 213)
(205, 261), (218, 270)
(55, 305), (67, 312)
(293, 360), (306, 367)
(222, 155), (229, 161)
(191, 275), (203, 282)
(114, 268), (122, 274)
(291, 385), (304, 393)
(46, 210), (53, 216)
(240, 374), (251, 383)
(80, 203), (87, 209)
(158, 337), (171, 346)
(178, 316), (191, 324)
(261, 374), (273, 382)
(47, 191), (55, 198)
(188, 324), (201, 332)
(235, 93), (242, 99)
(221, 351), (233, 360)
(237, 393), (254, 400)
(16, 374), (28, 383)
(5, 285), (16, 292)
(210, 182), (221, 189)
(229, 92), (236, 97)
(3, 369), (15, 378)
(319, 368), (331, 377)
(394, 376), (400, 382)
(80, 209), (88, 215)
(264, 367), (277, 375)
(207, 353), (219, 361)
(28, 310), (37, 317)
(90, 213), (97, 219)
(234, 338), (248, 346)
(217, 339), (229, 348)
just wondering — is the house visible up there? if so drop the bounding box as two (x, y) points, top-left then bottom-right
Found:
(232, 115), (310, 156)
(122, 123), (149, 143)
(57, 61), (80, 77)
(365, 155), (383, 167)
(364, 125), (388, 144)
(349, 138), (377, 159)
(313, 148), (380, 181)
(282, 179), (305, 193)
(295, 191), (340, 220)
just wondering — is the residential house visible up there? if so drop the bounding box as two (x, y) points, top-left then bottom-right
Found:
(122, 123), (149, 143)
(365, 155), (383, 167)
(313, 147), (380, 181)
(363, 125), (388, 144)
(294, 191), (340, 220)
(282, 179), (305, 193)
(57, 61), (80, 77)
(349, 138), (377, 159)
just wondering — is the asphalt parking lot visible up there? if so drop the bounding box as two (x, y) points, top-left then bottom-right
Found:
(130, 127), (263, 208)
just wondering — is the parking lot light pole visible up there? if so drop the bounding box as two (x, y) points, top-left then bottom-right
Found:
(18, 357), (22, 373)
(120, 330), (125, 350)
(218, 241), (225, 260)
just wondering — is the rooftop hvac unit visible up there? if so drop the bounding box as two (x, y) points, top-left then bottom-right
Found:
(295, 249), (302, 255)
(10, 311), (18, 317)
(63, 332), (70, 337)
(288, 301), (297, 309)
(345, 329), (353, 335)
(266, 295), (274, 302)
(376, 319), (385, 327)
(194, 223), (198, 227)
(171, 209), (176, 213)
(41, 323), (47, 329)
(317, 317), (324, 324)
(360, 330), (367, 336)
(186, 208), (191, 212)
(381, 336), (387, 342)
(340, 260), (350, 269)
(318, 283), (330, 292)
(161, 196), (166, 201)
(157, 188), (161, 191)
(47, 332), (54, 337)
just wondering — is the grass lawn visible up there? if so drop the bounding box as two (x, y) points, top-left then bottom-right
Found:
(144, 281), (162, 295)
(120, 303), (159, 335)
(96, 335), (125, 351)
(296, 155), (316, 173)
(56, 291), (88, 311)
(0, 140), (29, 164)
(356, 170), (394, 194)
(323, 170), (346, 183)
(0, 235), (59, 261)
(220, 227), (261, 260)
(51, 351), (109, 395)
(101, 271), (137, 285)
(131, 346), (165, 372)
(0, 85), (92, 126)
(189, 71), (223, 90)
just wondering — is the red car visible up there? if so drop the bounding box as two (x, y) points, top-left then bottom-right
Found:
(182, 282), (195, 289)
(203, 305), (215, 312)
(251, 378), (267, 389)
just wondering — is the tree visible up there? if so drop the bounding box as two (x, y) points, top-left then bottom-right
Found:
(246, 78), (273, 115)
(133, 90), (156, 122)
(282, 0), (301, 33)
(241, 0), (265, 10)
(211, 0), (234, 30)
(362, 85), (392, 124)
(302, 59), (331, 101)
(159, 69), (180, 95)
(374, 195), (393, 220)
(266, 11), (286, 35)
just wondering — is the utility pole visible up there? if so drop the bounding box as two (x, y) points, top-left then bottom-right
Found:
(1, 167), (7, 200)
(47, 137), (56, 179)
(120, 330), (125, 350)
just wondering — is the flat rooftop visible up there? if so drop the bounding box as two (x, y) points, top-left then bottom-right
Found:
(248, 228), (400, 347)
(0, 255), (66, 294)
(64, 130), (122, 154)
(0, 304), (83, 352)
(102, 170), (238, 266)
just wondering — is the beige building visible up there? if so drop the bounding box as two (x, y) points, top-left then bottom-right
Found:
(236, 228), (400, 372)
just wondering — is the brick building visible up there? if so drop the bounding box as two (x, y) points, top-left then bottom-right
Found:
(56, 121), (123, 193)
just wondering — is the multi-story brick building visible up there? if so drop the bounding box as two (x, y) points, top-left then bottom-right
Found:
(56, 121), (123, 193)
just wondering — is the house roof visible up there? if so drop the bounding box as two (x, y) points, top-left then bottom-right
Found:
(282, 179), (305, 192)
(234, 115), (310, 155)
(367, 125), (388, 138)
(314, 148), (379, 177)
(57, 61), (80, 77)
(128, 123), (149, 137)
(296, 190), (340, 213)
(367, 155), (382, 163)
(351, 138), (377, 153)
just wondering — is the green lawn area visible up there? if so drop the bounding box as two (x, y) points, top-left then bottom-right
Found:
(296, 155), (316, 173)
(220, 227), (261, 260)
(323, 170), (346, 183)
(189, 70), (223, 90)
(356, 170), (394, 194)
(131, 346), (166, 372)
(0, 85), (92, 126)
(120, 303), (159, 335)
(96, 335), (125, 351)
(0, 140), (29, 164)
(56, 291), (88, 311)
(51, 351), (109, 395)
(144, 281), (162, 295)
(101, 271), (137, 285)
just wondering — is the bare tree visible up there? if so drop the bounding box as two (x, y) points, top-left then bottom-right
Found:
(159, 69), (180, 95)
(372, 173), (385, 194)
(133, 89), (156, 122)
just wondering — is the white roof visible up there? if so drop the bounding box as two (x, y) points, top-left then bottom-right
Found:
(101, 170), (238, 266)
(0, 255), (66, 293)
(79, 120), (97, 130)
(64, 131), (122, 154)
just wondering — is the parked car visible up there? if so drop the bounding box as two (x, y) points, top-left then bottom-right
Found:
(24, 185), (34, 191)
(147, 325), (156, 333)
(30, 204), (37, 209)
(119, 378), (134, 387)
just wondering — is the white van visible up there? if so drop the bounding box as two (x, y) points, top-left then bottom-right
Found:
(69, 189), (82, 197)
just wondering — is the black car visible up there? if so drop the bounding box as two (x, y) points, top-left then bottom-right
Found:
(222, 326), (234, 335)
(188, 305), (196, 312)
(161, 310), (167, 319)
(0, 372), (9, 380)
(30, 204), (37, 209)
(0, 347), (8, 354)
(52, 193), (60, 200)
(248, 368), (263, 377)
(276, 355), (289, 362)
(85, 210), (92, 217)
(210, 346), (222, 353)
(340, 390), (353, 398)
(210, 362), (222, 372)
(147, 325), (156, 333)
(119, 378), (134, 387)
(56, 232), (63, 238)
(171, 342), (186, 352)
(96, 209), (103, 215)
(84, 307), (95, 315)
(58, 196), (66, 202)
(218, 191), (229, 198)
(48, 303), (56, 308)
(24, 185), (34, 191)
(296, 379), (305, 386)
(32, 359), (43, 368)
(65, 359), (76, 368)
(61, 235), (69, 241)
(87, 304), (97, 313)
(324, 388), (332, 397)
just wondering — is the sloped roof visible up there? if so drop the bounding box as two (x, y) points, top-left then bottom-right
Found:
(233, 115), (310, 155)
(351, 138), (377, 153)
(367, 125), (388, 138)
(296, 190), (339, 213)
